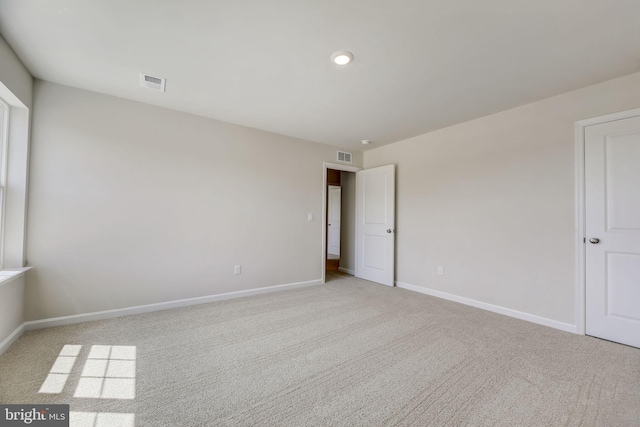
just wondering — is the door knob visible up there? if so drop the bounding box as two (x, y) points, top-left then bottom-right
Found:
(589, 238), (600, 244)
(387, 229), (393, 233)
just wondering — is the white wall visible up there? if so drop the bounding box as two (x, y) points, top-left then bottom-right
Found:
(364, 72), (640, 326)
(0, 277), (25, 351)
(26, 81), (362, 320)
(0, 35), (32, 109)
(0, 35), (32, 349)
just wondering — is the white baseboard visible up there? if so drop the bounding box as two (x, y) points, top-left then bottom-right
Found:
(395, 281), (577, 334)
(0, 323), (26, 355)
(24, 279), (323, 331)
(338, 267), (354, 275)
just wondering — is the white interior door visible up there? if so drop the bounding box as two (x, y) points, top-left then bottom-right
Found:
(585, 115), (640, 348)
(328, 186), (341, 256)
(355, 164), (395, 286)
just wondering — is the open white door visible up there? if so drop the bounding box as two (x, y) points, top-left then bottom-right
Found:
(585, 115), (640, 348)
(355, 164), (395, 286)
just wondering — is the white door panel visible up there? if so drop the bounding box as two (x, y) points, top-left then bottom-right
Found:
(585, 116), (640, 348)
(328, 186), (341, 256)
(606, 253), (640, 320)
(356, 165), (395, 286)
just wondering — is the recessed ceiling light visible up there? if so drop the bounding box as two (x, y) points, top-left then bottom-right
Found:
(361, 139), (372, 145)
(331, 50), (354, 66)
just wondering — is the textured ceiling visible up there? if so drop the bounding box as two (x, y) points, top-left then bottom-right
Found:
(1, 0), (639, 151)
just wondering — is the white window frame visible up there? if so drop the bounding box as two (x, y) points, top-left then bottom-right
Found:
(0, 97), (10, 270)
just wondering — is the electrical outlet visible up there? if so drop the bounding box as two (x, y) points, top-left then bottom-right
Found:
(234, 265), (241, 275)
(437, 266), (444, 276)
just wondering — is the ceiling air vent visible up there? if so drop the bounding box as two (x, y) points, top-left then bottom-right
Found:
(337, 151), (352, 163)
(140, 73), (166, 92)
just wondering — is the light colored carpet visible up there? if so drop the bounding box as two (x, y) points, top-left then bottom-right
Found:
(1, 272), (639, 426)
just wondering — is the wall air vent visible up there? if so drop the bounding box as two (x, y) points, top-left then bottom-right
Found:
(337, 151), (352, 163)
(140, 73), (166, 92)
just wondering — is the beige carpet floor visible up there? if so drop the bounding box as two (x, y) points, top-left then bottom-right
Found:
(1, 272), (639, 426)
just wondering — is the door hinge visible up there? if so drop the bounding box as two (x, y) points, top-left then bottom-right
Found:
(583, 237), (586, 243)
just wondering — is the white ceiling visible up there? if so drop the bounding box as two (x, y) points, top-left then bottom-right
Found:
(1, 1), (639, 151)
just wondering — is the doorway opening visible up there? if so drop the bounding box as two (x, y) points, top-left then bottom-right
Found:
(321, 162), (361, 284)
(326, 168), (341, 274)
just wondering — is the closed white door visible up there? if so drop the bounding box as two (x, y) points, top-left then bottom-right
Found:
(585, 115), (640, 348)
(328, 186), (341, 256)
(355, 164), (395, 286)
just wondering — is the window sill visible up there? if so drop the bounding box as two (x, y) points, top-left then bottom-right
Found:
(0, 266), (32, 287)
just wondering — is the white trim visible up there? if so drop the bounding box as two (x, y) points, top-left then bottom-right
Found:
(23, 279), (322, 331)
(396, 281), (577, 334)
(323, 162), (361, 174)
(574, 121), (586, 335)
(574, 108), (640, 336)
(576, 107), (640, 127)
(0, 266), (32, 288)
(0, 322), (25, 355)
(321, 162), (361, 284)
(0, 97), (9, 269)
(338, 267), (354, 275)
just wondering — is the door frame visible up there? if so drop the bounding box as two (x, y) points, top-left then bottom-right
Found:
(321, 162), (362, 284)
(574, 107), (640, 335)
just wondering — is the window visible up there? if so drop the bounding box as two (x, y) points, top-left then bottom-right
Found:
(0, 97), (8, 270)
(0, 88), (30, 271)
